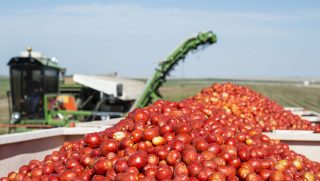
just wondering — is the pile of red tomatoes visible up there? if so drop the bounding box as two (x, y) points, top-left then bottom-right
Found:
(191, 83), (320, 132)
(2, 83), (320, 180)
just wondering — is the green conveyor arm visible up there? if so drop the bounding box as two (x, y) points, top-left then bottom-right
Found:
(131, 31), (217, 110)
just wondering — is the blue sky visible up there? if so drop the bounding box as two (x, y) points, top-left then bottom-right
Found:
(0, 0), (319, 78)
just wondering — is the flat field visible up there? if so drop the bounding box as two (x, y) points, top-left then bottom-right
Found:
(0, 77), (319, 135)
(0, 77), (10, 134)
(0, 77), (9, 99)
(159, 79), (320, 112)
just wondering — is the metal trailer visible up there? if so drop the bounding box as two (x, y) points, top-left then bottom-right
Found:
(0, 118), (320, 176)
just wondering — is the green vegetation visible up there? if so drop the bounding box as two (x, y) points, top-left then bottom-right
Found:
(160, 79), (210, 101)
(0, 77), (9, 98)
(0, 77), (9, 134)
(244, 83), (320, 112)
(160, 79), (320, 112)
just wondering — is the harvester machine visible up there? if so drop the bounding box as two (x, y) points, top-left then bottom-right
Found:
(5, 31), (217, 132)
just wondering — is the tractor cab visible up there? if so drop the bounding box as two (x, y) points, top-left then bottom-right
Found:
(7, 47), (64, 123)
